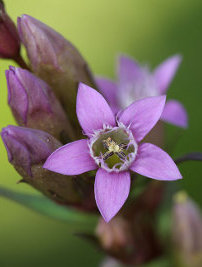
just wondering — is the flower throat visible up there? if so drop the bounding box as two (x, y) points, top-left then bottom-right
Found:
(89, 125), (138, 172)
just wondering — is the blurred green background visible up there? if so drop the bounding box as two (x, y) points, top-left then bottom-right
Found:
(0, 0), (202, 266)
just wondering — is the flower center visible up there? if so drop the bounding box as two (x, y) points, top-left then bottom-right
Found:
(89, 124), (138, 172)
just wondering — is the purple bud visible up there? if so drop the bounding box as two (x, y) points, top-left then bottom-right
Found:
(0, 1), (20, 59)
(17, 15), (96, 129)
(1, 125), (61, 176)
(172, 191), (202, 266)
(1, 125), (81, 204)
(6, 67), (75, 141)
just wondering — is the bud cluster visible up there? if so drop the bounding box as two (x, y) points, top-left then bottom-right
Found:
(0, 2), (97, 211)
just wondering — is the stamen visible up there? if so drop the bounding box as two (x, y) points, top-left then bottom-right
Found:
(115, 151), (126, 160)
(102, 137), (127, 161)
(89, 125), (138, 172)
(103, 151), (114, 161)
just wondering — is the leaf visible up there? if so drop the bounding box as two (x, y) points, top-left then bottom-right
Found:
(175, 152), (202, 165)
(0, 186), (97, 224)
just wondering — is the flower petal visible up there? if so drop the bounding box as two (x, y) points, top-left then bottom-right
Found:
(43, 139), (97, 175)
(118, 55), (142, 85)
(118, 95), (166, 142)
(130, 143), (182, 180)
(154, 55), (182, 94)
(76, 83), (115, 136)
(94, 169), (131, 222)
(96, 77), (119, 114)
(161, 100), (188, 128)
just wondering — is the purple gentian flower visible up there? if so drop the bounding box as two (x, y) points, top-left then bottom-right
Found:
(97, 55), (188, 128)
(44, 83), (182, 222)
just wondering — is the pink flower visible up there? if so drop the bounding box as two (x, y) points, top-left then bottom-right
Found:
(44, 83), (182, 222)
(97, 55), (188, 128)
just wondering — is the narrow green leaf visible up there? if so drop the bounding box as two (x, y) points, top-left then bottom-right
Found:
(0, 186), (97, 224)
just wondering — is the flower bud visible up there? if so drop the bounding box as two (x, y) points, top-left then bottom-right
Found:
(0, 1), (20, 59)
(96, 217), (133, 254)
(17, 15), (96, 130)
(1, 125), (61, 176)
(6, 67), (75, 142)
(172, 191), (202, 267)
(1, 125), (80, 204)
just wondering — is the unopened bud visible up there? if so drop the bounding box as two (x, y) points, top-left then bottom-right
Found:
(6, 67), (75, 142)
(1, 125), (81, 204)
(17, 15), (96, 131)
(172, 191), (202, 267)
(0, 1), (20, 59)
(1, 125), (60, 176)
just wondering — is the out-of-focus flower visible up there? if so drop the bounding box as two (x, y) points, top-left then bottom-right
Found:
(44, 83), (181, 222)
(96, 217), (133, 252)
(0, 0), (20, 59)
(97, 55), (188, 128)
(17, 15), (96, 130)
(172, 191), (202, 267)
(6, 66), (75, 142)
(1, 125), (81, 204)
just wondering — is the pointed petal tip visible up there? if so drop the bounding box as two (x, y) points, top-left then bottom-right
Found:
(117, 53), (137, 64)
(77, 82), (90, 94)
(77, 83), (115, 136)
(154, 55), (182, 94)
(102, 214), (113, 223)
(78, 81), (84, 89)
(42, 159), (57, 174)
(117, 54), (141, 78)
(95, 169), (131, 223)
(161, 100), (188, 128)
(78, 82), (97, 93)
(77, 82), (92, 96)
(167, 54), (182, 63)
(42, 160), (50, 170)
(130, 143), (182, 181)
